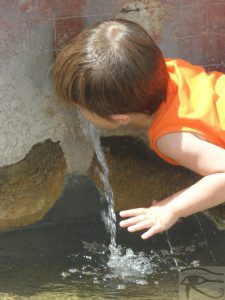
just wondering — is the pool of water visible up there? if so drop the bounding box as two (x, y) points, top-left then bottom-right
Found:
(0, 211), (224, 300)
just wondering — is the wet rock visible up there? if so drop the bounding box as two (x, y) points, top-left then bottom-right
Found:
(204, 206), (225, 230)
(89, 135), (225, 226)
(0, 139), (67, 231)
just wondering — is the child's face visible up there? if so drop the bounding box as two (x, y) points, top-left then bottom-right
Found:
(78, 107), (121, 130)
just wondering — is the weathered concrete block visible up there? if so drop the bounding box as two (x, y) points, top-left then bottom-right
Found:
(208, 3), (225, 33)
(116, 0), (164, 42)
(0, 140), (66, 231)
(163, 6), (207, 38)
(53, 18), (84, 52)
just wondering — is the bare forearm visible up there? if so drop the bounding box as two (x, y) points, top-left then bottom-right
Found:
(165, 173), (225, 218)
(119, 173), (225, 240)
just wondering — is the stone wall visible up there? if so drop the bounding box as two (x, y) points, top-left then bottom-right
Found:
(1, 0), (224, 170)
(0, 0), (224, 230)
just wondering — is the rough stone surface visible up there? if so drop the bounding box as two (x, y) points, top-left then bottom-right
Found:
(116, 0), (164, 42)
(0, 19), (94, 174)
(89, 136), (200, 210)
(1, 0), (224, 231)
(205, 206), (225, 230)
(0, 140), (67, 230)
(1, 0), (224, 171)
(89, 136), (225, 227)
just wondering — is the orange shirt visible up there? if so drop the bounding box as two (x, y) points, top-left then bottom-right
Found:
(148, 59), (225, 165)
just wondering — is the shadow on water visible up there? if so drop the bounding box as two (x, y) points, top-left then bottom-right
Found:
(0, 199), (224, 299)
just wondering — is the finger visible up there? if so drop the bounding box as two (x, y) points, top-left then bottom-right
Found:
(128, 219), (155, 232)
(119, 215), (146, 228)
(141, 224), (163, 239)
(119, 208), (146, 218)
(152, 200), (158, 205)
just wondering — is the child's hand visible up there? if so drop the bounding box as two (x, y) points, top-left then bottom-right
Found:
(119, 201), (179, 239)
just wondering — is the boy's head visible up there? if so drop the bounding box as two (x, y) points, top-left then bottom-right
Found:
(53, 19), (169, 120)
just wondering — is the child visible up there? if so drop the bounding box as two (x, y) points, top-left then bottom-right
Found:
(53, 19), (225, 240)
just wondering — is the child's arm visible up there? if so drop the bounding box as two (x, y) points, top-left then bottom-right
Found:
(119, 132), (225, 239)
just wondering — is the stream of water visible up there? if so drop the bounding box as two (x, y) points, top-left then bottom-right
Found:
(88, 124), (117, 249)
(88, 123), (160, 281)
(87, 122), (200, 282)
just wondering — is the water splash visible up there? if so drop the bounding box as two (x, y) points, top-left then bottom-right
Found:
(78, 117), (182, 281)
(61, 240), (203, 286)
(107, 245), (156, 284)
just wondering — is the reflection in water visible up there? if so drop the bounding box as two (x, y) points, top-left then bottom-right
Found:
(0, 213), (224, 299)
(0, 212), (225, 300)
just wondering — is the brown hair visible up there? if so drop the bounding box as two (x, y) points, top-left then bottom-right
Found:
(53, 19), (169, 118)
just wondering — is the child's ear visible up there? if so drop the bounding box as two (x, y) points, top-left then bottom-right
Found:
(111, 114), (131, 125)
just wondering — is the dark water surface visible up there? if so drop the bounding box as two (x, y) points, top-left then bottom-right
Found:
(0, 211), (224, 300)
